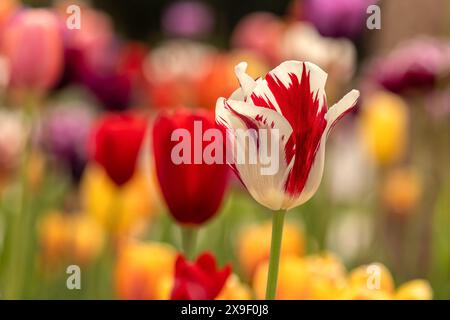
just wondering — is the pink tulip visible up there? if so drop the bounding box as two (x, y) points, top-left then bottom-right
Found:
(231, 12), (284, 66)
(2, 9), (64, 92)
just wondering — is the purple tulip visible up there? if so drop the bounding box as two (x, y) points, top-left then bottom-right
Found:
(58, 8), (134, 110)
(302, 0), (378, 39)
(161, 1), (214, 39)
(40, 103), (94, 183)
(368, 38), (449, 95)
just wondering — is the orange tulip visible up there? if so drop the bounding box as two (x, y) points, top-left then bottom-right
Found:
(382, 167), (422, 215)
(38, 211), (104, 268)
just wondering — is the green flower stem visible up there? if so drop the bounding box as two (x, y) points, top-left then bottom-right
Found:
(181, 227), (198, 260)
(97, 192), (122, 299)
(265, 210), (286, 300)
(6, 96), (35, 299)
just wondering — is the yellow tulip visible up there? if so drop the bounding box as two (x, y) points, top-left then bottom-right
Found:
(81, 164), (156, 237)
(70, 214), (105, 264)
(395, 279), (433, 300)
(344, 287), (393, 300)
(115, 241), (177, 300)
(348, 263), (395, 296)
(237, 220), (304, 279)
(154, 275), (175, 300)
(253, 256), (307, 300)
(217, 274), (253, 300)
(359, 91), (408, 166)
(301, 253), (348, 299)
(253, 253), (347, 300)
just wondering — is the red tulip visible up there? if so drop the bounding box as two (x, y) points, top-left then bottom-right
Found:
(152, 109), (229, 225)
(2, 8), (64, 92)
(170, 252), (231, 300)
(89, 113), (147, 186)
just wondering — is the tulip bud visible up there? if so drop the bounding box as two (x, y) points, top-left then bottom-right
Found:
(152, 109), (229, 225)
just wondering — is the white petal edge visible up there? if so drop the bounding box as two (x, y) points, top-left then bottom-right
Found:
(234, 62), (258, 99)
(325, 89), (360, 134)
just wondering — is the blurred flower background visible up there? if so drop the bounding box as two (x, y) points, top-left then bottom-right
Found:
(0, 0), (449, 300)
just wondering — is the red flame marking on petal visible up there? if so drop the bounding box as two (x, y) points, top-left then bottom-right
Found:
(251, 63), (327, 197)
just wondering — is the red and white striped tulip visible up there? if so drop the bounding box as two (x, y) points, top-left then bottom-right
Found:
(216, 60), (359, 211)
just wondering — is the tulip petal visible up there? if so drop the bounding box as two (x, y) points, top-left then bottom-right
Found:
(286, 90), (360, 209)
(216, 97), (294, 210)
(229, 63), (263, 101)
(249, 60), (328, 114)
(229, 87), (245, 101)
(234, 62), (258, 98)
(284, 136), (326, 209)
(325, 89), (360, 135)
